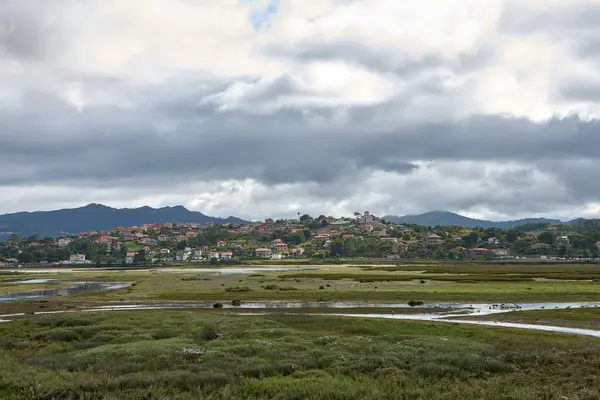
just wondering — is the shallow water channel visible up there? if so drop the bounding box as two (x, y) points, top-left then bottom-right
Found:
(0, 279), (132, 302)
(4, 267), (316, 274)
(2, 300), (599, 338)
(1, 278), (600, 338)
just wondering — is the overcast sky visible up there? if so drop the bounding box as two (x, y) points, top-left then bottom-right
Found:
(1, 0), (600, 221)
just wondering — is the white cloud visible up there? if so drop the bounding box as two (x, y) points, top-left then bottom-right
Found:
(1, 0), (600, 221)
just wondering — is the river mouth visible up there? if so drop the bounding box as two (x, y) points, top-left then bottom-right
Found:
(0, 280), (133, 302)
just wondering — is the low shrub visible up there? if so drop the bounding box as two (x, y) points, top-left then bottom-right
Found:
(196, 324), (220, 341)
(109, 333), (154, 344)
(35, 329), (81, 342)
(151, 329), (178, 340)
(225, 286), (252, 292)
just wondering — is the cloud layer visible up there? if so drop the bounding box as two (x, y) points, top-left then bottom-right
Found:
(1, 0), (600, 220)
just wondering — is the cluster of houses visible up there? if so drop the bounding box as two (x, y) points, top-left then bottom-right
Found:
(7, 211), (600, 266)
(54, 211), (393, 264)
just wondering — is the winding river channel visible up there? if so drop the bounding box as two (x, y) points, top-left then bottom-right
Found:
(1, 278), (600, 338)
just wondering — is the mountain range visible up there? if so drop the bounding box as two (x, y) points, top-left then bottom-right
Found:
(0, 205), (590, 238)
(382, 211), (580, 229)
(0, 204), (245, 238)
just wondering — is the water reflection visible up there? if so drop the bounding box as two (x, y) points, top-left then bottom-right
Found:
(2, 298), (600, 338)
(86, 300), (600, 313)
(0, 281), (132, 302)
(7, 279), (54, 284)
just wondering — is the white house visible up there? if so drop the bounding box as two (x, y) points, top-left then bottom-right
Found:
(492, 249), (509, 258)
(208, 252), (220, 260)
(193, 249), (203, 260)
(125, 252), (137, 264)
(360, 211), (375, 224)
(426, 234), (443, 245)
(488, 237), (501, 245)
(220, 252), (233, 260)
(69, 254), (86, 264)
(176, 250), (193, 261)
(269, 239), (284, 250)
(58, 238), (73, 248)
(271, 254), (283, 260)
(291, 248), (305, 257)
(255, 248), (272, 257)
(140, 238), (157, 245)
(556, 236), (570, 245)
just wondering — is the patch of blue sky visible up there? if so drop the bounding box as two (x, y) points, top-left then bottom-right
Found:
(241, 0), (279, 30)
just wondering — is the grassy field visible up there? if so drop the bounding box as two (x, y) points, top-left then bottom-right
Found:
(3, 263), (600, 304)
(1, 311), (599, 399)
(124, 242), (144, 252)
(2, 262), (600, 399)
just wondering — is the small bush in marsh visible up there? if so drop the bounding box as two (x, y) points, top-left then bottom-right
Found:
(196, 324), (221, 341)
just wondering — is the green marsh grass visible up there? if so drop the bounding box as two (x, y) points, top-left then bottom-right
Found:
(0, 311), (599, 399)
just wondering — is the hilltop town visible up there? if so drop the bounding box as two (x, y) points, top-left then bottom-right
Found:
(1, 211), (600, 266)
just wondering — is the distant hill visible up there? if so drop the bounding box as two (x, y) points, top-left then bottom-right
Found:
(383, 211), (565, 229)
(0, 204), (245, 238)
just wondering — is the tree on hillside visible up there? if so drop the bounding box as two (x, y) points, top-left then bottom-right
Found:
(556, 245), (568, 258)
(504, 229), (519, 243)
(299, 214), (312, 222)
(17, 251), (34, 263)
(133, 249), (147, 264)
(329, 239), (344, 257)
(516, 222), (550, 231)
(302, 229), (312, 241)
(304, 244), (314, 257)
(462, 232), (479, 248)
(512, 239), (532, 254)
(536, 231), (555, 245)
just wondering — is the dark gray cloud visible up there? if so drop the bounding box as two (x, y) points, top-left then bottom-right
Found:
(558, 78), (600, 103)
(263, 38), (495, 78)
(1, 76), (599, 200)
